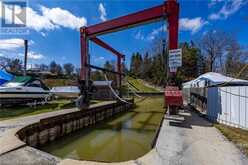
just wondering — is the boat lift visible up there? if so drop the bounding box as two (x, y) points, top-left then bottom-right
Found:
(78, 0), (182, 111)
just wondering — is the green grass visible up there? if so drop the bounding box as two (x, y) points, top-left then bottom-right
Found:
(215, 124), (248, 156)
(127, 77), (158, 92)
(0, 99), (106, 121)
(0, 99), (75, 121)
(43, 78), (77, 88)
(134, 96), (165, 112)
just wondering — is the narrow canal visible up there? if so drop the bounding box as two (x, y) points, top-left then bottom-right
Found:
(40, 97), (165, 162)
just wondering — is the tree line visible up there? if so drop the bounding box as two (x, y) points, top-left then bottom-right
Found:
(129, 30), (248, 86)
(1, 29), (247, 86)
(0, 58), (76, 77)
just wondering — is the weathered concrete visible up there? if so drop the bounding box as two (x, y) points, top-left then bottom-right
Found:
(0, 105), (247, 165)
(0, 101), (116, 137)
(0, 100), (133, 164)
(0, 146), (60, 165)
(17, 100), (133, 148)
(56, 109), (248, 165)
(152, 109), (248, 165)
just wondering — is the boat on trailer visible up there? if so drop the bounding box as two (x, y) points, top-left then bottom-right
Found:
(0, 76), (51, 106)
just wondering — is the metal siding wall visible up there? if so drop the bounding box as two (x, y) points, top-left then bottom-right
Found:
(240, 86), (246, 128)
(219, 87), (226, 124)
(207, 86), (248, 129)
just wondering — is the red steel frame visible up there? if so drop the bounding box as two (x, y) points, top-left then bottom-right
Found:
(80, 0), (179, 88)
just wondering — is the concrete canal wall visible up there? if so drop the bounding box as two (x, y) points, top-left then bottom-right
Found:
(16, 100), (133, 148)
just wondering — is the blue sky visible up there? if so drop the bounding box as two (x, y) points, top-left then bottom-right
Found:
(0, 0), (247, 69)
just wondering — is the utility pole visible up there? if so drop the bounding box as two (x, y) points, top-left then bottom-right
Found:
(24, 39), (28, 76)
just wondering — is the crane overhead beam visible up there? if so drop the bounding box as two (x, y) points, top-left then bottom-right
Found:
(81, 4), (166, 37)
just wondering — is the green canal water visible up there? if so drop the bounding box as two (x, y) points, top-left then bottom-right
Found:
(40, 97), (165, 162)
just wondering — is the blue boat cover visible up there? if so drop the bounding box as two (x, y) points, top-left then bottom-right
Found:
(0, 70), (13, 85)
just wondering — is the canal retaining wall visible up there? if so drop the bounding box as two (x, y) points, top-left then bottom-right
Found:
(16, 100), (133, 148)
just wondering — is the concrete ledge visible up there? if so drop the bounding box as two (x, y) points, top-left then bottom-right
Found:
(59, 159), (136, 165)
(0, 100), (134, 164)
(16, 100), (133, 148)
(0, 99), (173, 165)
(0, 128), (26, 156)
(57, 149), (164, 165)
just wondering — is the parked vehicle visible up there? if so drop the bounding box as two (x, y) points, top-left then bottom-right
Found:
(50, 86), (80, 99)
(0, 76), (51, 106)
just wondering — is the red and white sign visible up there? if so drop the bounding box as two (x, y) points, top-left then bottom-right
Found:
(169, 66), (177, 73)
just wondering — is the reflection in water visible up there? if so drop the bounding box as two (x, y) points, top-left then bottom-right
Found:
(40, 97), (164, 162)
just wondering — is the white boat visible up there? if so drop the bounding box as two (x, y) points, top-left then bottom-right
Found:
(50, 81), (113, 99)
(50, 86), (80, 99)
(0, 76), (50, 106)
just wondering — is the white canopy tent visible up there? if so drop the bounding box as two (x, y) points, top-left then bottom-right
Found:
(183, 72), (248, 88)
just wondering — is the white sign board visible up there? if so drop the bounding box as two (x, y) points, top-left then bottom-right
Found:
(169, 49), (182, 68)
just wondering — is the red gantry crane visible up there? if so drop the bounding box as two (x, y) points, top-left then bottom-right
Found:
(78, 0), (182, 112)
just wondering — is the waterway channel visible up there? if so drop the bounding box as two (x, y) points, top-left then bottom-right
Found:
(40, 96), (165, 162)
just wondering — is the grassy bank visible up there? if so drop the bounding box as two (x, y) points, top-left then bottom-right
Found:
(215, 124), (248, 156)
(127, 77), (158, 92)
(0, 99), (75, 121)
(43, 78), (77, 88)
(0, 99), (105, 121)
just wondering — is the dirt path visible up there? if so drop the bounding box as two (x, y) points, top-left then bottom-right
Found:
(154, 109), (248, 165)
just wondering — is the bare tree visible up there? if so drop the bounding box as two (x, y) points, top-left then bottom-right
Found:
(199, 30), (231, 72)
(7, 58), (22, 73)
(63, 63), (75, 76)
(225, 39), (248, 78)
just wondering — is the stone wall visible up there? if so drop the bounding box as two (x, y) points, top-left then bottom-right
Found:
(17, 100), (133, 148)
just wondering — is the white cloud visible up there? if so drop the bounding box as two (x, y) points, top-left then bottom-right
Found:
(179, 17), (208, 33)
(93, 56), (105, 62)
(0, 39), (35, 51)
(135, 25), (166, 41)
(28, 51), (44, 60)
(208, 0), (225, 7)
(26, 7), (57, 31)
(0, 2), (87, 34)
(41, 6), (87, 30)
(134, 31), (145, 40)
(147, 26), (166, 41)
(0, 38), (27, 50)
(40, 32), (47, 37)
(18, 51), (45, 60)
(135, 17), (207, 41)
(98, 3), (107, 21)
(209, 0), (246, 20)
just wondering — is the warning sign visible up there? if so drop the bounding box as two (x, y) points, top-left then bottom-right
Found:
(169, 49), (182, 68)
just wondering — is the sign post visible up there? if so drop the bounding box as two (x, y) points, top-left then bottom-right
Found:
(169, 48), (182, 73)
